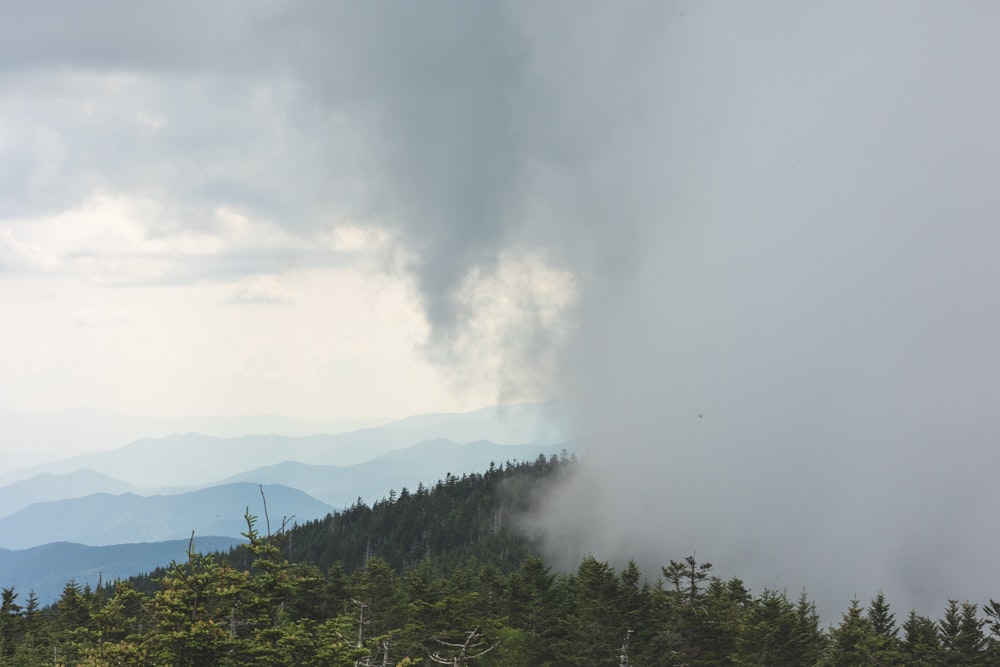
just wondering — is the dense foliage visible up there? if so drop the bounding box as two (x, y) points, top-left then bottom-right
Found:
(0, 454), (999, 665)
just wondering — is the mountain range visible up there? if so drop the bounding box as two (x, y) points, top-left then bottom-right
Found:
(0, 536), (245, 604)
(0, 400), (577, 487)
(0, 482), (332, 550)
(0, 408), (391, 473)
(0, 401), (577, 601)
(0, 469), (144, 518)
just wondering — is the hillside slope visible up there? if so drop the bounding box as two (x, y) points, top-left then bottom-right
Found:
(223, 439), (570, 507)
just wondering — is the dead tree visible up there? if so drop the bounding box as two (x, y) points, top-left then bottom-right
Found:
(259, 484), (294, 539)
(352, 598), (369, 648)
(618, 629), (633, 667)
(428, 627), (498, 666)
(354, 633), (391, 667)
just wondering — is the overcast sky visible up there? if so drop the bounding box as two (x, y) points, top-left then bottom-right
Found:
(0, 1), (584, 420)
(4, 1), (1000, 617)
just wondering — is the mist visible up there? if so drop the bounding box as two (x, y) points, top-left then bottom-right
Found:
(513, 3), (1000, 619)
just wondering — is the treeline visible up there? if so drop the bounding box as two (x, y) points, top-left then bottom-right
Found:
(0, 454), (998, 665)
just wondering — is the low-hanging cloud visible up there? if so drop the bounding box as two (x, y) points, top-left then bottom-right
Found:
(521, 2), (1000, 619)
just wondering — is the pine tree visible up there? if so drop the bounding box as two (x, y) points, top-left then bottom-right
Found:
(901, 610), (943, 667)
(554, 557), (625, 666)
(10, 590), (48, 667)
(867, 590), (902, 665)
(982, 599), (1000, 664)
(0, 587), (23, 660)
(940, 599), (985, 666)
(142, 543), (245, 665)
(735, 589), (824, 666)
(660, 555), (714, 665)
(823, 598), (875, 667)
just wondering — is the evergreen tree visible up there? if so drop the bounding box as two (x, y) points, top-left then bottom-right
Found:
(52, 580), (98, 665)
(618, 560), (656, 662)
(866, 590), (902, 665)
(142, 546), (245, 665)
(939, 599), (985, 666)
(692, 577), (748, 665)
(0, 587), (23, 661)
(901, 610), (943, 667)
(502, 556), (557, 665)
(791, 590), (827, 665)
(823, 598), (876, 667)
(660, 555), (714, 665)
(554, 557), (626, 666)
(11, 590), (48, 667)
(349, 556), (404, 656)
(982, 599), (1000, 664)
(735, 589), (814, 667)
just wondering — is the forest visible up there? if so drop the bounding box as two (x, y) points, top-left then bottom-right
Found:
(0, 453), (998, 666)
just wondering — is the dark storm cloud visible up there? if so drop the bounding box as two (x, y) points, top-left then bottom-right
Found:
(283, 2), (532, 343)
(6, 0), (1000, 617)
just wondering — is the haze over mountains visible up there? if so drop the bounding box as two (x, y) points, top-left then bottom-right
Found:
(0, 401), (575, 487)
(0, 401), (576, 602)
(0, 409), (392, 472)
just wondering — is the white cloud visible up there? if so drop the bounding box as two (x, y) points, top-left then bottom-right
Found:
(0, 195), (388, 286)
(435, 250), (579, 402)
(228, 276), (295, 304)
(0, 227), (61, 270)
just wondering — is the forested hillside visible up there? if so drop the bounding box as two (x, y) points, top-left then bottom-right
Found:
(0, 454), (998, 665)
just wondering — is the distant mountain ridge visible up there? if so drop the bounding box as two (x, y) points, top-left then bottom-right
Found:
(0, 408), (390, 473)
(222, 438), (569, 507)
(0, 440), (571, 535)
(0, 483), (332, 550)
(0, 400), (578, 488)
(0, 536), (245, 605)
(0, 469), (144, 518)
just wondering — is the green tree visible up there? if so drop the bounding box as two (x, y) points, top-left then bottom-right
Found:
(11, 590), (48, 667)
(350, 556), (403, 641)
(83, 581), (149, 665)
(142, 545), (246, 665)
(735, 589), (823, 667)
(52, 580), (99, 665)
(553, 556), (625, 666)
(0, 587), (23, 660)
(866, 590), (902, 665)
(939, 599), (985, 666)
(982, 599), (1000, 665)
(660, 555), (714, 665)
(502, 556), (557, 665)
(900, 610), (943, 667)
(823, 598), (876, 667)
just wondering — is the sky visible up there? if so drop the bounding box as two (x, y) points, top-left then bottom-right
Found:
(0, 1), (580, 420)
(4, 1), (1000, 618)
